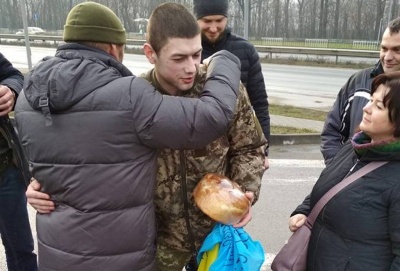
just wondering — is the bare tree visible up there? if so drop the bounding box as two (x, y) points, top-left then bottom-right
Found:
(283, 0), (290, 37)
(333, 0), (340, 38)
(374, 0), (386, 39)
(0, 0), (397, 41)
(273, 0), (280, 37)
(310, 0), (318, 37)
(318, 0), (329, 38)
(296, 0), (306, 37)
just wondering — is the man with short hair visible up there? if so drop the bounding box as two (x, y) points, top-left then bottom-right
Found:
(142, 3), (265, 270)
(193, 0), (270, 168)
(321, 17), (400, 163)
(24, 2), (266, 271)
(15, 2), (242, 270)
(0, 53), (37, 271)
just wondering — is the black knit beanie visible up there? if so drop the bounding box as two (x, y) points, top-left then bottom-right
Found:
(193, 0), (229, 19)
(63, 2), (126, 44)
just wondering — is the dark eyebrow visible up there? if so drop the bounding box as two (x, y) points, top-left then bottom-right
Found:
(171, 49), (202, 58)
(381, 45), (400, 50)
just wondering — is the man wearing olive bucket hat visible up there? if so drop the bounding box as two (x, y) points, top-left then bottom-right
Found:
(21, 2), (266, 271)
(14, 1), (243, 270)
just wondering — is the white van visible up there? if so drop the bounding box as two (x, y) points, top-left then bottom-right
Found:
(15, 27), (45, 35)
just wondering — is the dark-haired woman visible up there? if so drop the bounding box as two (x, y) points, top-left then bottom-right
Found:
(290, 71), (400, 270)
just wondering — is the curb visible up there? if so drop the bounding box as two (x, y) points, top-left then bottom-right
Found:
(270, 133), (321, 146)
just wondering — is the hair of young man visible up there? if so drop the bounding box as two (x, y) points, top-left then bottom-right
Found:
(388, 17), (400, 34)
(146, 2), (200, 54)
(371, 71), (400, 136)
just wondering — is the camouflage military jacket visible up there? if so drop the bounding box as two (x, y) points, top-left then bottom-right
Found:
(142, 67), (266, 254)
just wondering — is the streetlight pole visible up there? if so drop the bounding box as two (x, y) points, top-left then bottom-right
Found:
(18, 0), (32, 70)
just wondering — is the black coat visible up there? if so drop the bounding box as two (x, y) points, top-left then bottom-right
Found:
(293, 139), (400, 271)
(201, 28), (270, 153)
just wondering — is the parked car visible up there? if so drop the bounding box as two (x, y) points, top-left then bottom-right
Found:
(15, 27), (45, 35)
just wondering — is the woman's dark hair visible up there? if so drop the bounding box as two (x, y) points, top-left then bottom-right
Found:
(371, 71), (400, 137)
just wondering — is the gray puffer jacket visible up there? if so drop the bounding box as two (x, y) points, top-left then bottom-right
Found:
(15, 43), (240, 271)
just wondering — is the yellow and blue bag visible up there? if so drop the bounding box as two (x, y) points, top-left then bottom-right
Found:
(197, 223), (265, 271)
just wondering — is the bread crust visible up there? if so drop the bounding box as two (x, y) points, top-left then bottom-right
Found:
(193, 173), (250, 225)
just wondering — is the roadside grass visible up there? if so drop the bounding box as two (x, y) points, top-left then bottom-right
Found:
(271, 126), (317, 134)
(269, 104), (328, 134)
(269, 104), (328, 121)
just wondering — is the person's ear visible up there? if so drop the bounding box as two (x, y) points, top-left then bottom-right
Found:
(143, 43), (156, 64)
(109, 44), (123, 62)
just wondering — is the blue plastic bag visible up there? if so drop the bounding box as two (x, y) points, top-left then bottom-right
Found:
(197, 223), (265, 271)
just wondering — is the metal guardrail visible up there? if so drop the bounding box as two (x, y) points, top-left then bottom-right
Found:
(257, 45), (379, 63)
(0, 34), (146, 46)
(0, 34), (379, 64)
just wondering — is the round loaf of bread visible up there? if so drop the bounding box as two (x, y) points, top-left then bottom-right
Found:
(193, 173), (250, 225)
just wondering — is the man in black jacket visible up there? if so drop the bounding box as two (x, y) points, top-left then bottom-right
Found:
(0, 53), (37, 270)
(321, 17), (400, 164)
(193, 0), (270, 169)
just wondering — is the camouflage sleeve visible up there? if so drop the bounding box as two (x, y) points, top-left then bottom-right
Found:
(226, 83), (267, 203)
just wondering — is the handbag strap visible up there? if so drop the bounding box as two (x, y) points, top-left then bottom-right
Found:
(306, 161), (388, 226)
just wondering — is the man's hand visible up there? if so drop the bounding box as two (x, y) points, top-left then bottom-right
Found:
(289, 214), (307, 232)
(202, 56), (211, 67)
(264, 157), (270, 170)
(26, 178), (55, 213)
(232, 191), (254, 228)
(0, 85), (15, 116)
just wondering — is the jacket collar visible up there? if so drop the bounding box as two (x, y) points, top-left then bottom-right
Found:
(56, 43), (133, 77)
(351, 131), (400, 161)
(370, 61), (384, 78)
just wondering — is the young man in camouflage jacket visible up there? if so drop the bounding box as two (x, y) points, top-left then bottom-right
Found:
(25, 3), (266, 271)
(142, 3), (266, 270)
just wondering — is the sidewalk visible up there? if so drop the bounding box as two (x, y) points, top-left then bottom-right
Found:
(270, 114), (324, 145)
